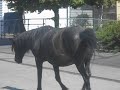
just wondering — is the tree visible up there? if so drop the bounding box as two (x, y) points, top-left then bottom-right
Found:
(85, 0), (120, 7)
(5, 0), (84, 28)
(4, 0), (120, 28)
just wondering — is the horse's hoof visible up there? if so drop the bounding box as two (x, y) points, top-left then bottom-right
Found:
(37, 87), (42, 90)
(62, 87), (68, 90)
(81, 88), (91, 90)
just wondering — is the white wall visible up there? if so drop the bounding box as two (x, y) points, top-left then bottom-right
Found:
(0, 0), (3, 34)
(0, 1), (2, 19)
(25, 8), (67, 30)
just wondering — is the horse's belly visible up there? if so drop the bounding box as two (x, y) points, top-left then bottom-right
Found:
(49, 54), (74, 66)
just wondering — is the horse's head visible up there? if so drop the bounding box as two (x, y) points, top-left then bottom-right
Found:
(11, 38), (25, 64)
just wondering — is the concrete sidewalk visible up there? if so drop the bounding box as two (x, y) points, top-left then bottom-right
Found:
(0, 59), (120, 90)
(0, 45), (120, 90)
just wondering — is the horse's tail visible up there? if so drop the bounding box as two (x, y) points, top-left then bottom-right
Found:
(74, 28), (97, 66)
(80, 28), (97, 49)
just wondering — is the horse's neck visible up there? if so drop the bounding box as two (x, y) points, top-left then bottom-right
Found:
(22, 35), (33, 51)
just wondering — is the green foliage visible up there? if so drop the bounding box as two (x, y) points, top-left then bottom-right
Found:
(5, 0), (120, 13)
(103, 0), (118, 7)
(5, 0), (85, 12)
(72, 14), (89, 27)
(5, 0), (40, 12)
(84, 0), (120, 7)
(96, 21), (120, 52)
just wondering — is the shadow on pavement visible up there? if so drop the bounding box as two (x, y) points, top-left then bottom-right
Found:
(2, 86), (24, 90)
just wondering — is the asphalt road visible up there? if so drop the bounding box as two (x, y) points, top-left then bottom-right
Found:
(0, 45), (120, 90)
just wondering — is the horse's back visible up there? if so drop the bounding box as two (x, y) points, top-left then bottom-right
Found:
(40, 26), (80, 56)
(31, 26), (54, 40)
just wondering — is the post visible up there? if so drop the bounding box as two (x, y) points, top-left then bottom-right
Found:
(27, 19), (29, 31)
(53, 7), (59, 28)
(43, 19), (45, 26)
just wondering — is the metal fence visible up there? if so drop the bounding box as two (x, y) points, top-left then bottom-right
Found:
(0, 18), (116, 39)
(0, 18), (45, 38)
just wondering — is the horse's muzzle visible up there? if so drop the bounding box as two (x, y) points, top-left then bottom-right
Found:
(15, 58), (22, 64)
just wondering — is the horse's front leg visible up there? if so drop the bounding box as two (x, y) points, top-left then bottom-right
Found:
(35, 57), (43, 90)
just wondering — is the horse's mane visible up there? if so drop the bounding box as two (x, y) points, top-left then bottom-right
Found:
(11, 26), (54, 51)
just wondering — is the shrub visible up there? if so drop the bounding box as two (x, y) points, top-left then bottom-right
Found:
(96, 21), (120, 52)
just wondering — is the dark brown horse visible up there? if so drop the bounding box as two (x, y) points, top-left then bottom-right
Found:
(11, 25), (96, 90)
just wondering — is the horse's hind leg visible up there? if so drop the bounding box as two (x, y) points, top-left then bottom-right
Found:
(85, 53), (93, 77)
(84, 58), (91, 78)
(53, 66), (68, 90)
(81, 60), (91, 90)
(75, 64), (91, 90)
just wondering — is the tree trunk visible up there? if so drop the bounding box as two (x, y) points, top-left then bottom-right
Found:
(18, 9), (26, 32)
(53, 8), (59, 28)
(21, 12), (26, 32)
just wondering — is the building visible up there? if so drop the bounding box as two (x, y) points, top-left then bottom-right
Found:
(117, 1), (120, 20)
(0, 0), (3, 34)
(0, 0), (2, 20)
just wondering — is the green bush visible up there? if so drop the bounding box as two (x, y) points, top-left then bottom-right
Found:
(96, 21), (120, 52)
